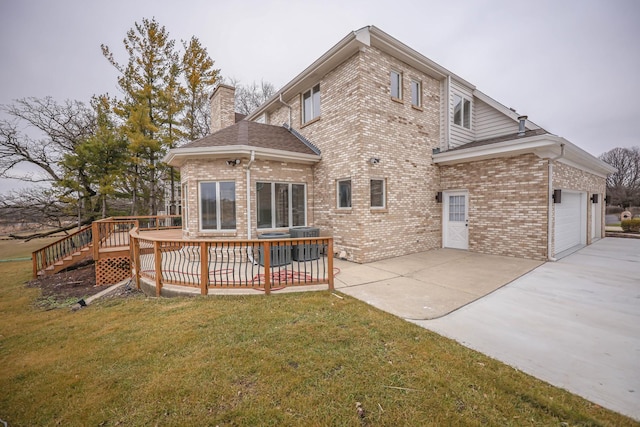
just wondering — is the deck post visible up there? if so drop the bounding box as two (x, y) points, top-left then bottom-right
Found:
(132, 233), (141, 289)
(154, 240), (162, 297)
(32, 251), (39, 279)
(92, 221), (100, 260)
(263, 240), (271, 295)
(327, 238), (334, 290)
(200, 242), (208, 295)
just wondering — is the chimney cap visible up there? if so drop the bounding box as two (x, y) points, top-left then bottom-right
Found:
(517, 115), (528, 121)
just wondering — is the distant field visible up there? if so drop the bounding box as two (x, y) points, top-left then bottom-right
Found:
(0, 236), (60, 260)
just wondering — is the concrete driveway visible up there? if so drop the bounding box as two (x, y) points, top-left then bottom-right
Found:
(334, 249), (543, 319)
(412, 238), (640, 421)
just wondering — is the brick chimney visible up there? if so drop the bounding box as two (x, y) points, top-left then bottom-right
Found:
(210, 84), (236, 133)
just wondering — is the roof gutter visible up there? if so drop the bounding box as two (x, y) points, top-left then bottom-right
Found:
(164, 145), (321, 167)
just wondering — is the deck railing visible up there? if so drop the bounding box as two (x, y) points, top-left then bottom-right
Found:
(129, 227), (334, 296)
(32, 225), (93, 278)
(92, 215), (181, 256)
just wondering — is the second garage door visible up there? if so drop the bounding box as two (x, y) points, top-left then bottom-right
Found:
(554, 191), (585, 255)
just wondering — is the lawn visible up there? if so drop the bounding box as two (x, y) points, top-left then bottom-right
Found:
(0, 240), (636, 426)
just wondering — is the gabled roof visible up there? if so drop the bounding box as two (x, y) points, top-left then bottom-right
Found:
(247, 25), (474, 121)
(164, 121), (321, 167)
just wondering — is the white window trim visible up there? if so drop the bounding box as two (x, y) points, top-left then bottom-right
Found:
(302, 84), (320, 124)
(390, 70), (402, 99)
(256, 182), (307, 229)
(337, 178), (352, 209)
(370, 178), (386, 209)
(410, 79), (421, 108)
(182, 181), (188, 230)
(198, 181), (236, 232)
(453, 93), (472, 130)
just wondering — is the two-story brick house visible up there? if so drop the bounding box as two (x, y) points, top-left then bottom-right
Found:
(165, 26), (614, 263)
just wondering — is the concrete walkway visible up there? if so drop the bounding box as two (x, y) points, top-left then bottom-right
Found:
(413, 238), (640, 421)
(334, 249), (543, 319)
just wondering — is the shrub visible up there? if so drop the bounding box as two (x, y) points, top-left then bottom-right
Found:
(621, 218), (640, 233)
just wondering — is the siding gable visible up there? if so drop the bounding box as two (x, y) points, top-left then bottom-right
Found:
(474, 98), (519, 140)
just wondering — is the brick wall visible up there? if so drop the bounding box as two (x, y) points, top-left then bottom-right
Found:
(440, 154), (549, 260)
(210, 85), (236, 133)
(266, 46), (442, 263)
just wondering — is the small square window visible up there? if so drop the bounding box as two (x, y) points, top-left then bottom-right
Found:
(370, 179), (386, 209)
(337, 179), (352, 209)
(302, 84), (320, 124)
(390, 70), (402, 99)
(410, 80), (421, 107)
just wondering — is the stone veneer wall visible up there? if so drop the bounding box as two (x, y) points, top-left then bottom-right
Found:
(440, 154), (549, 260)
(180, 158), (313, 239)
(266, 46), (442, 263)
(552, 160), (607, 251)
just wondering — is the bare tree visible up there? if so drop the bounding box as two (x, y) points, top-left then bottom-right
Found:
(600, 146), (640, 207)
(227, 78), (276, 115)
(0, 97), (95, 184)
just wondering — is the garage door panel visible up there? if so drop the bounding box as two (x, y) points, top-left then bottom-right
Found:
(555, 192), (583, 254)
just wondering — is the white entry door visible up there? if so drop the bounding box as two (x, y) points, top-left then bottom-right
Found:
(443, 190), (469, 250)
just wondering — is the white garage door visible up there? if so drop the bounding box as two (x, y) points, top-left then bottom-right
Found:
(554, 191), (585, 255)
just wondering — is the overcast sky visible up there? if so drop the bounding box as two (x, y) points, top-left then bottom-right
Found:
(1, 0), (639, 193)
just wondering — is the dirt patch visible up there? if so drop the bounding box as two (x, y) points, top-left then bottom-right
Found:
(27, 260), (143, 309)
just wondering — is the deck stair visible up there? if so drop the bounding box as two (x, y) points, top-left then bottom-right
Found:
(32, 225), (94, 278)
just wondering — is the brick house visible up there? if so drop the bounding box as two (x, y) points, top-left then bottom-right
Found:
(165, 26), (615, 263)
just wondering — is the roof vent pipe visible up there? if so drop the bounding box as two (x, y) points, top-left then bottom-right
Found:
(517, 115), (527, 136)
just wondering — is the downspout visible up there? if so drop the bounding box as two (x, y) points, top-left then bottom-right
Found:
(547, 143), (565, 261)
(245, 150), (255, 239)
(279, 93), (292, 128)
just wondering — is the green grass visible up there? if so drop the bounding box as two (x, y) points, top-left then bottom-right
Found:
(0, 241), (637, 426)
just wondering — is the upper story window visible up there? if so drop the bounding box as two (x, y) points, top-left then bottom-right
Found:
(453, 94), (471, 129)
(256, 182), (306, 229)
(337, 179), (352, 209)
(200, 181), (236, 231)
(410, 80), (421, 107)
(390, 70), (402, 99)
(302, 84), (320, 124)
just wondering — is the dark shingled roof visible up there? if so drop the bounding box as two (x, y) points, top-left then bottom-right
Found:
(180, 121), (320, 155)
(235, 113), (247, 123)
(446, 128), (549, 152)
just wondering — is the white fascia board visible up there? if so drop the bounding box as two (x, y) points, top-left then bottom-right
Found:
(473, 90), (542, 130)
(432, 135), (557, 165)
(557, 138), (617, 177)
(164, 146), (321, 167)
(247, 28), (368, 121)
(433, 134), (616, 177)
